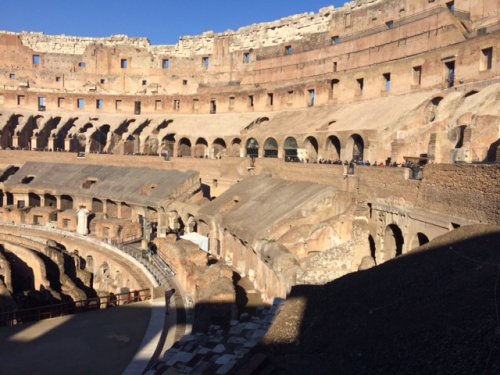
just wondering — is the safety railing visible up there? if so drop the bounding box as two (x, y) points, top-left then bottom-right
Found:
(0, 288), (151, 327)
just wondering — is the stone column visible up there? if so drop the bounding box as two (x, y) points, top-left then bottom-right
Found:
(77, 208), (90, 235)
(31, 136), (38, 151)
(64, 137), (71, 152)
(12, 136), (19, 149)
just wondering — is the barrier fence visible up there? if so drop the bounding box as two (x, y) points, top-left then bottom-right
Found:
(0, 288), (151, 327)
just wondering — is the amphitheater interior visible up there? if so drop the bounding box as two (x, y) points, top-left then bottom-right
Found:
(0, 0), (499, 373)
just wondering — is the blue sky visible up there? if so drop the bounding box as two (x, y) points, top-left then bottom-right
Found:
(0, 0), (345, 45)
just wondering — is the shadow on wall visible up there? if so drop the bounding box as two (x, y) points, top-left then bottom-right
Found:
(241, 224), (500, 375)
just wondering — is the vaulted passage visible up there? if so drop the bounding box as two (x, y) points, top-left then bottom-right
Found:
(284, 137), (298, 161)
(326, 135), (341, 161)
(195, 138), (208, 158)
(246, 138), (259, 158)
(178, 138), (192, 157)
(213, 138), (227, 158)
(303, 136), (319, 162)
(89, 125), (110, 153)
(380, 224), (404, 263)
(347, 134), (364, 162)
(264, 137), (278, 158)
(230, 138), (241, 157)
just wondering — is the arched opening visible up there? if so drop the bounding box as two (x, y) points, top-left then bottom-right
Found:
(178, 138), (192, 157)
(44, 193), (57, 208)
(348, 134), (364, 162)
(326, 135), (341, 161)
(18, 116), (41, 150)
(464, 90), (478, 98)
(230, 138), (242, 157)
(263, 137), (278, 158)
(6, 192), (14, 206)
(28, 193), (41, 207)
(121, 202), (132, 220)
(60, 195), (73, 210)
(161, 134), (175, 157)
(303, 136), (319, 162)
(0, 114), (22, 149)
(246, 138), (259, 158)
(54, 119), (75, 151)
(106, 199), (118, 217)
(411, 232), (429, 248)
(92, 198), (103, 213)
(485, 138), (500, 163)
(427, 97), (443, 122)
(212, 138), (227, 158)
(368, 234), (376, 260)
(195, 138), (208, 158)
(37, 117), (61, 151)
(381, 224), (404, 262)
(123, 134), (136, 155)
(284, 137), (298, 162)
(89, 125), (110, 153)
(454, 125), (467, 149)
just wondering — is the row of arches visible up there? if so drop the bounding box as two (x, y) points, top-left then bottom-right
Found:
(0, 114), (366, 161)
(159, 133), (366, 161)
(368, 224), (430, 265)
(245, 134), (364, 162)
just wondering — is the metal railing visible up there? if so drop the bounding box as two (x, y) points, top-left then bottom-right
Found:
(0, 288), (151, 327)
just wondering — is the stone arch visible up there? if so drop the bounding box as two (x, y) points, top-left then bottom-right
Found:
(37, 116), (61, 151)
(212, 138), (227, 158)
(18, 115), (42, 150)
(230, 138), (242, 157)
(246, 138), (259, 158)
(123, 134), (136, 155)
(92, 198), (103, 213)
(161, 133), (175, 157)
(106, 199), (118, 217)
(195, 137), (208, 158)
(60, 195), (73, 210)
(0, 114), (23, 149)
(284, 137), (298, 161)
(263, 137), (279, 158)
(44, 193), (57, 208)
(427, 96), (444, 122)
(178, 137), (192, 157)
(89, 124), (110, 153)
(303, 136), (319, 162)
(28, 192), (41, 207)
(346, 134), (364, 162)
(368, 234), (376, 260)
(380, 224), (404, 263)
(326, 135), (341, 161)
(411, 232), (429, 249)
(121, 202), (132, 220)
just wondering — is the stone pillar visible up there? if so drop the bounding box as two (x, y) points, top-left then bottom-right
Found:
(12, 136), (19, 149)
(64, 137), (71, 152)
(173, 141), (179, 158)
(77, 208), (90, 235)
(31, 136), (38, 151)
(56, 196), (62, 210)
(50, 137), (57, 151)
(40, 195), (46, 207)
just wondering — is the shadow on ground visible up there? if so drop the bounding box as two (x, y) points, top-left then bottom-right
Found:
(240, 225), (500, 375)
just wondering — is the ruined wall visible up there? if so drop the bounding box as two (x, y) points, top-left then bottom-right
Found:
(0, 0), (498, 115)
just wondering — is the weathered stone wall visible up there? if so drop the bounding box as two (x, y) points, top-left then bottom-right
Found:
(0, 0), (498, 114)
